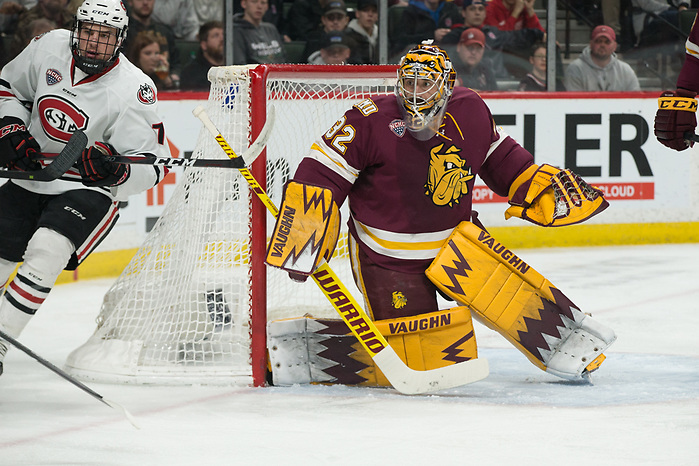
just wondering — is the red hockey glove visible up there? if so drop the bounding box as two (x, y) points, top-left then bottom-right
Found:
(0, 116), (41, 171)
(655, 89), (698, 151)
(77, 142), (130, 187)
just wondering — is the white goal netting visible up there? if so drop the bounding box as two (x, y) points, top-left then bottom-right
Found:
(65, 65), (397, 385)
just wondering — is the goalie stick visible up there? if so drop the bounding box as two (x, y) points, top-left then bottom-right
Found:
(0, 329), (139, 429)
(684, 132), (699, 143)
(193, 105), (489, 395)
(0, 130), (87, 181)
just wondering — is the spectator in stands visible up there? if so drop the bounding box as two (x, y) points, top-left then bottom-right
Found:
(233, 0), (286, 64)
(180, 20), (223, 90)
(453, 27), (498, 91)
(192, 0), (222, 28)
(0, 0), (33, 35)
(10, 17), (57, 60)
(632, 0), (688, 48)
(485, 0), (544, 32)
(308, 29), (352, 64)
(15, 0), (72, 34)
(152, 0), (199, 40)
(564, 25), (641, 91)
(284, 0), (324, 41)
(518, 42), (565, 91)
(302, 0), (351, 63)
(127, 30), (177, 90)
(346, 0), (378, 64)
(234, 0), (286, 37)
(392, 0), (462, 58)
(125, 0), (181, 78)
(441, 0), (545, 79)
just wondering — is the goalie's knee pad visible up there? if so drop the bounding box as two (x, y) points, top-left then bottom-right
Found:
(267, 306), (478, 387)
(426, 221), (616, 380)
(266, 180), (340, 277)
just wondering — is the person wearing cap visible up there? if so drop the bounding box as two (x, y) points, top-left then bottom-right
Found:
(232, 0), (286, 64)
(308, 29), (352, 64)
(301, 0), (352, 62)
(484, 0), (543, 32)
(441, 0), (546, 79)
(345, 0), (378, 64)
(453, 27), (498, 91)
(564, 25), (640, 92)
(391, 0), (462, 58)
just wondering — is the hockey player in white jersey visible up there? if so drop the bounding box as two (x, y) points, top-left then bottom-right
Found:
(0, 0), (170, 375)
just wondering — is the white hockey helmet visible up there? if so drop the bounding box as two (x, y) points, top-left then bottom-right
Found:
(396, 41), (456, 140)
(71, 0), (129, 74)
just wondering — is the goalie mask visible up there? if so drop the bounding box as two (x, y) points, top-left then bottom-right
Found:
(71, 0), (128, 75)
(396, 41), (456, 141)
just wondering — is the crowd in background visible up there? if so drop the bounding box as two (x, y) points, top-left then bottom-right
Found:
(0, 0), (695, 92)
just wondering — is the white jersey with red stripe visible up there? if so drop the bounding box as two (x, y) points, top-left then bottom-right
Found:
(0, 29), (169, 200)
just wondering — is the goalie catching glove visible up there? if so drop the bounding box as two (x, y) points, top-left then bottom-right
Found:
(77, 142), (129, 187)
(504, 164), (608, 227)
(654, 89), (697, 151)
(265, 180), (340, 281)
(0, 116), (41, 171)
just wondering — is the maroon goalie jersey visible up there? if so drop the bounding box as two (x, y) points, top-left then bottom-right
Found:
(294, 86), (534, 273)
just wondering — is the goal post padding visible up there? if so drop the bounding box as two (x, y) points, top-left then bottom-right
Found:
(65, 64), (398, 386)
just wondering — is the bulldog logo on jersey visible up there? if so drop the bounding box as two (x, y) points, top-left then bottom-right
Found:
(392, 291), (407, 309)
(389, 119), (406, 137)
(46, 69), (62, 86)
(425, 143), (474, 207)
(137, 83), (156, 105)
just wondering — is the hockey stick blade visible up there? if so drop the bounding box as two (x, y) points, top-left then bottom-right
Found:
(193, 104), (276, 167)
(0, 130), (87, 181)
(194, 107), (489, 394)
(683, 132), (699, 143)
(0, 329), (140, 429)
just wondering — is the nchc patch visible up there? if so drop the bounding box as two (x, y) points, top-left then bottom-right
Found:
(389, 119), (406, 137)
(45, 68), (62, 86)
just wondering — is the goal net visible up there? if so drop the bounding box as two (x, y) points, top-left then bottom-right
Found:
(65, 65), (397, 385)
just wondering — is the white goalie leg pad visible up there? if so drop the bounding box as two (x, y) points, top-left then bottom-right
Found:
(267, 316), (338, 385)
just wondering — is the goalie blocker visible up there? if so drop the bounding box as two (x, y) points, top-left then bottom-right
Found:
(426, 221), (616, 380)
(266, 180), (340, 279)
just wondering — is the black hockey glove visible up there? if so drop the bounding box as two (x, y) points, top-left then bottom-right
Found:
(77, 142), (130, 187)
(0, 116), (41, 171)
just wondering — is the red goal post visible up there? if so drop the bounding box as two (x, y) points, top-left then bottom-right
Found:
(66, 64), (398, 386)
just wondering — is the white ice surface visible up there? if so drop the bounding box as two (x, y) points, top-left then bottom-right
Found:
(1, 244), (698, 465)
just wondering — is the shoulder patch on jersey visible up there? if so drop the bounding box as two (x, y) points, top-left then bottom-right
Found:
(46, 69), (62, 86)
(389, 119), (406, 138)
(137, 84), (156, 105)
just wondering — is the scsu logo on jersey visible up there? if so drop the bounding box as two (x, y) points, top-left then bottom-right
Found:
(46, 69), (62, 86)
(389, 119), (406, 138)
(137, 84), (156, 105)
(37, 95), (88, 143)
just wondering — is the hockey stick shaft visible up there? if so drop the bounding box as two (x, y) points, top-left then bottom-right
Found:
(36, 154), (247, 169)
(193, 107), (488, 394)
(0, 328), (139, 428)
(0, 130), (87, 181)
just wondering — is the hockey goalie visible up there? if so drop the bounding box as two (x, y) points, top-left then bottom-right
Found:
(265, 42), (616, 389)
